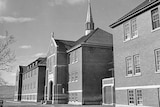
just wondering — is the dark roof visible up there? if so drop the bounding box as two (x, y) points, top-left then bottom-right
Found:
(73, 28), (98, 46)
(38, 57), (47, 65)
(27, 57), (46, 66)
(110, 0), (160, 28)
(70, 28), (113, 49)
(55, 39), (75, 50)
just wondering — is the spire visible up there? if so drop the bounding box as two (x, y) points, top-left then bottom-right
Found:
(85, 0), (94, 35)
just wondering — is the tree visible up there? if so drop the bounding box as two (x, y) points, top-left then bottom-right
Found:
(0, 31), (15, 85)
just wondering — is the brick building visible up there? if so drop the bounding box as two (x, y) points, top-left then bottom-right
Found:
(110, 0), (160, 106)
(67, 28), (113, 105)
(45, 34), (75, 104)
(21, 57), (46, 102)
(67, 0), (113, 105)
(14, 66), (26, 101)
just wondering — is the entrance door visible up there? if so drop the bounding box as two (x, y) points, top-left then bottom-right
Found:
(49, 81), (53, 100)
(103, 86), (114, 105)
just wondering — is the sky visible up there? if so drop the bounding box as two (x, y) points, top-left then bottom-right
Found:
(0, 0), (145, 85)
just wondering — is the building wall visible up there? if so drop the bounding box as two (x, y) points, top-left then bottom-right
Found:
(21, 67), (39, 102)
(68, 47), (83, 105)
(14, 73), (19, 101)
(113, 4), (160, 106)
(54, 51), (68, 104)
(37, 66), (46, 102)
(47, 44), (57, 102)
(82, 45), (113, 105)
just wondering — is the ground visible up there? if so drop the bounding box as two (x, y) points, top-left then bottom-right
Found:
(2, 100), (113, 107)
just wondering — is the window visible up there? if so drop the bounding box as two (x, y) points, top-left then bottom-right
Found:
(134, 55), (141, 75)
(155, 49), (160, 72)
(28, 72), (30, 78)
(69, 73), (71, 82)
(128, 90), (135, 105)
(126, 57), (133, 76)
(75, 93), (78, 102)
(124, 18), (138, 41)
(31, 70), (33, 77)
(131, 18), (138, 38)
(124, 21), (130, 41)
(151, 8), (160, 30)
(71, 72), (74, 82)
(69, 50), (78, 64)
(75, 72), (78, 82)
(136, 90), (143, 105)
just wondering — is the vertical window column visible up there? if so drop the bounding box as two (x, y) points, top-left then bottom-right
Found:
(126, 56), (133, 76)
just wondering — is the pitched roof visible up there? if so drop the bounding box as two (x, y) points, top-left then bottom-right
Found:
(38, 57), (47, 65)
(55, 39), (75, 50)
(68, 28), (113, 52)
(110, 0), (160, 28)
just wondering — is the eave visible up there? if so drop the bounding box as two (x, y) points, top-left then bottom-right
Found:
(110, 0), (160, 28)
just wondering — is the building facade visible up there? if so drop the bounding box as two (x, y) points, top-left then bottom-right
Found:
(110, 0), (160, 107)
(14, 66), (26, 101)
(68, 28), (113, 105)
(45, 34), (75, 104)
(21, 57), (46, 102)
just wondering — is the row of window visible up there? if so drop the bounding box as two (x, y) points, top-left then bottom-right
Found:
(128, 89), (143, 105)
(22, 82), (36, 91)
(126, 54), (140, 76)
(69, 93), (78, 102)
(23, 68), (37, 80)
(21, 94), (37, 101)
(123, 7), (160, 42)
(69, 72), (78, 83)
(126, 49), (160, 76)
(69, 50), (78, 64)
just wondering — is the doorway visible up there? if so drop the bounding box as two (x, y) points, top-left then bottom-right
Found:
(49, 81), (53, 100)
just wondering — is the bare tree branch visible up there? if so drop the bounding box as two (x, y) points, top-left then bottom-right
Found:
(0, 31), (15, 84)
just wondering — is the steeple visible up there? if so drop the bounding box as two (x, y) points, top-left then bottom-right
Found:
(85, 0), (94, 35)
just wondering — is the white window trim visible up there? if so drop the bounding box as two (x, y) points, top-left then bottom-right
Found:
(126, 56), (133, 77)
(151, 7), (160, 31)
(133, 54), (141, 76)
(155, 49), (160, 73)
(123, 18), (138, 42)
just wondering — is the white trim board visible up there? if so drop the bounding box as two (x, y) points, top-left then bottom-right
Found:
(68, 90), (82, 93)
(116, 85), (160, 90)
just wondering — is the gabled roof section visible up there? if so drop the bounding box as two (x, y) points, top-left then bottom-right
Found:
(69, 28), (113, 51)
(38, 57), (47, 65)
(55, 39), (75, 50)
(110, 0), (160, 28)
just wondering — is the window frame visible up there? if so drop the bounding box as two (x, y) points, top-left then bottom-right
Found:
(151, 7), (160, 30)
(133, 54), (141, 76)
(155, 48), (160, 73)
(136, 89), (143, 105)
(124, 21), (131, 41)
(128, 89), (135, 105)
(123, 18), (138, 42)
(131, 18), (138, 38)
(126, 56), (133, 76)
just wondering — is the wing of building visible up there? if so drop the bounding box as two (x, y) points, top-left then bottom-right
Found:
(110, 0), (160, 107)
